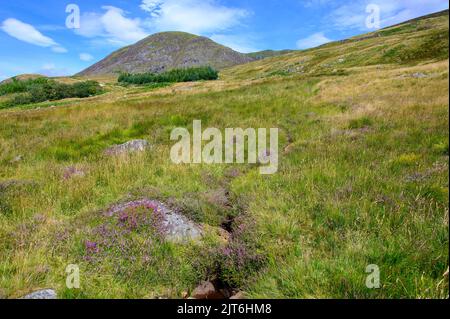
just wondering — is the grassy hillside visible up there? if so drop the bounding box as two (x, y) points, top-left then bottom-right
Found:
(0, 11), (448, 299)
(223, 11), (448, 81)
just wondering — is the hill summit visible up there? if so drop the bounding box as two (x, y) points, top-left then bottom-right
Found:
(77, 32), (254, 76)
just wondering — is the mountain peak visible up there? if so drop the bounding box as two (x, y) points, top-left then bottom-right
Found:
(78, 32), (254, 76)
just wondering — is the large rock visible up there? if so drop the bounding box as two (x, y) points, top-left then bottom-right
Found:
(163, 209), (203, 243)
(21, 289), (57, 299)
(104, 140), (150, 156)
(191, 281), (225, 299)
(106, 199), (203, 243)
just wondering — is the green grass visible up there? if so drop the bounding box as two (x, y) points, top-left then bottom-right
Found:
(0, 11), (448, 299)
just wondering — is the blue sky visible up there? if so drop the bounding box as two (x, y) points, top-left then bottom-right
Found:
(0, 0), (448, 80)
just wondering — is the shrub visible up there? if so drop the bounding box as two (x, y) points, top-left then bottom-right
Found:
(1, 79), (103, 107)
(0, 77), (49, 96)
(118, 66), (219, 85)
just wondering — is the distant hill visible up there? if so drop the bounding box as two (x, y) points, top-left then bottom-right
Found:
(0, 74), (46, 84)
(246, 50), (295, 60)
(77, 32), (254, 76)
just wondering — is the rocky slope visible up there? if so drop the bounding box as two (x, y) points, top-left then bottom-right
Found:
(78, 32), (254, 76)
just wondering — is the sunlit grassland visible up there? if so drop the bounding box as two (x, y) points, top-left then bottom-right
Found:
(0, 12), (448, 299)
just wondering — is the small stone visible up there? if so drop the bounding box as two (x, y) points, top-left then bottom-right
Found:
(10, 155), (23, 164)
(411, 72), (427, 78)
(104, 139), (151, 156)
(63, 166), (86, 180)
(181, 291), (189, 299)
(21, 289), (57, 299)
(191, 281), (224, 299)
(230, 291), (246, 300)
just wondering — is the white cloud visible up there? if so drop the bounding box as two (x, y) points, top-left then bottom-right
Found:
(210, 34), (257, 53)
(75, 6), (148, 46)
(101, 6), (148, 44)
(1, 18), (56, 47)
(296, 32), (332, 49)
(1, 18), (67, 53)
(79, 53), (94, 62)
(141, 0), (250, 34)
(74, 2), (250, 47)
(74, 12), (104, 38)
(329, 0), (449, 31)
(140, 0), (164, 17)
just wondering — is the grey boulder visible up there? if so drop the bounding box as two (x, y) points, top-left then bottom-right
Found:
(104, 140), (151, 156)
(21, 289), (57, 299)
